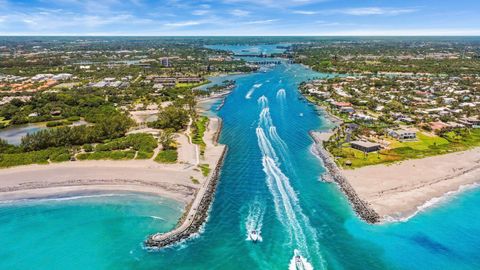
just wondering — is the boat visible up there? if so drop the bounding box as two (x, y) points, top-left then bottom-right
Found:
(295, 255), (305, 270)
(299, 113), (304, 117)
(249, 230), (260, 242)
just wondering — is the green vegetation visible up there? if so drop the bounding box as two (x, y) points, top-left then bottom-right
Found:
(190, 176), (200, 184)
(198, 163), (211, 177)
(154, 149), (178, 163)
(148, 106), (189, 131)
(94, 133), (157, 159)
(77, 150), (136, 160)
(21, 109), (133, 151)
(0, 147), (70, 168)
(192, 116), (209, 156)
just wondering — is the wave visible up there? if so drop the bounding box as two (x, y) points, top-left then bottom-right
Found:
(245, 83), (263, 99)
(0, 193), (127, 205)
(382, 182), (480, 224)
(149, 215), (166, 221)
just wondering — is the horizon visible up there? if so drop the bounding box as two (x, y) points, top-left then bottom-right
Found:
(0, 0), (479, 36)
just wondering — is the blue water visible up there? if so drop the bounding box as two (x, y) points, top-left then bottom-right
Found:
(0, 123), (47, 145)
(1, 44), (480, 269)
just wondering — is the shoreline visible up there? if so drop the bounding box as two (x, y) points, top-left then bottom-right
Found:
(310, 131), (381, 223)
(145, 116), (227, 248)
(310, 129), (480, 222)
(343, 147), (480, 221)
(302, 87), (480, 223)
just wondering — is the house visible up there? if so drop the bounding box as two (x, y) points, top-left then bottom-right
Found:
(428, 121), (449, 131)
(459, 117), (480, 128)
(332, 101), (352, 108)
(340, 106), (355, 114)
(350, 141), (382, 153)
(389, 129), (417, 140)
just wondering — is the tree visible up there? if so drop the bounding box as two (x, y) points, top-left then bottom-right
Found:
(149, 106), (189, 131)
(158, 128), (175, 150)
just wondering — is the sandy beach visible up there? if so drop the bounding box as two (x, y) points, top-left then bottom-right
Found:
(0, 117), (226, 206)
(342, 147), (480, 220)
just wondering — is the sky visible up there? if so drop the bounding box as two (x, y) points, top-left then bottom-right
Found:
(0, 0), (479, 36)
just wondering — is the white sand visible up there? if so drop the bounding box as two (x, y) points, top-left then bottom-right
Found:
(0, 117), (226, 204)
(342, 148), (480, 219)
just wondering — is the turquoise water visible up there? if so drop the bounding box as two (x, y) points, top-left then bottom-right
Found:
(1, 44), (480, 269)
(0, 193), (183, 269)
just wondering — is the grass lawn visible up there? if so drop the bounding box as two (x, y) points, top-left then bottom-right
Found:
(154, 149), (178, 163)
(335, 129), (480, 169)
(192, 116), (209, 156)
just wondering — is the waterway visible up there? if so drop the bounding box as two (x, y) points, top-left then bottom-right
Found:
(0, 44), (479, 269)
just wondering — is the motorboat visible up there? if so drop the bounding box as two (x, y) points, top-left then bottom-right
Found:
(249, 230), (260, 242)
(295, 255), (305, 270)
(294, 250), (306, 270)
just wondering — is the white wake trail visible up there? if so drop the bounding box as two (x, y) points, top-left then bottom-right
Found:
(269, 126), (288, 156)
(245, 201), (265, 242)
(256, 127), (279, 162)
(256, 107), (326, 269)
(259, 108), (273, 128)
(277, 88), (286, 99)
(257, 95), (268, 109)
(246, 83), (262, 99)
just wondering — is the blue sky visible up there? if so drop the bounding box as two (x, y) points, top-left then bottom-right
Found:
(0, 0), (479, 35)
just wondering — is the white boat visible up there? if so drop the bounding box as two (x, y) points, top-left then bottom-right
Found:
(249, 230), (260, 242)
(294, 250), (306, 270)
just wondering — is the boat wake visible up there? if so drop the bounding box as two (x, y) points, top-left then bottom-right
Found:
(257, 95), (268, 109)
(277, 88), (286, 99)
(255, 97), (325, 269)
(288, 249), (314, 270)
(245, 201), (265, 242)
(245, 83), (263, 99)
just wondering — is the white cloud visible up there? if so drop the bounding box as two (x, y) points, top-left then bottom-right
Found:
(328, 7), (418, 16)
(192, 9), (209, 16)
(292, 10), (317, 15)
(243, 19), (278, 24)
(230, 9), (250, 17)
(164, 20), (203, 27)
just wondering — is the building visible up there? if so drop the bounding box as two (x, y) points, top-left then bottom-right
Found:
(389, 129), (417, 140)
(350, 141), (381, 153)
(160, 57), (170, 67)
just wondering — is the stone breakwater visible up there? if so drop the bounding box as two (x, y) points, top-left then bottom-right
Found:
(310, 131), (380, 223)
(145, 146), (228, 248)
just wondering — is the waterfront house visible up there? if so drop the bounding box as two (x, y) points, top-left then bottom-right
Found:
(350, 141), (382, 153)
(389, 129), (417, 140)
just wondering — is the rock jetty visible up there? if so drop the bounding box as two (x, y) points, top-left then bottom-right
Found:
(310, 131), (380, 223)
(145, 146), (228, 248)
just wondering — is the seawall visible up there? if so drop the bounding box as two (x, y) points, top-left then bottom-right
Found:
(145, 146), (227, 248)
(145, 116), (227, 249)
(310, 131), (380, 223)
